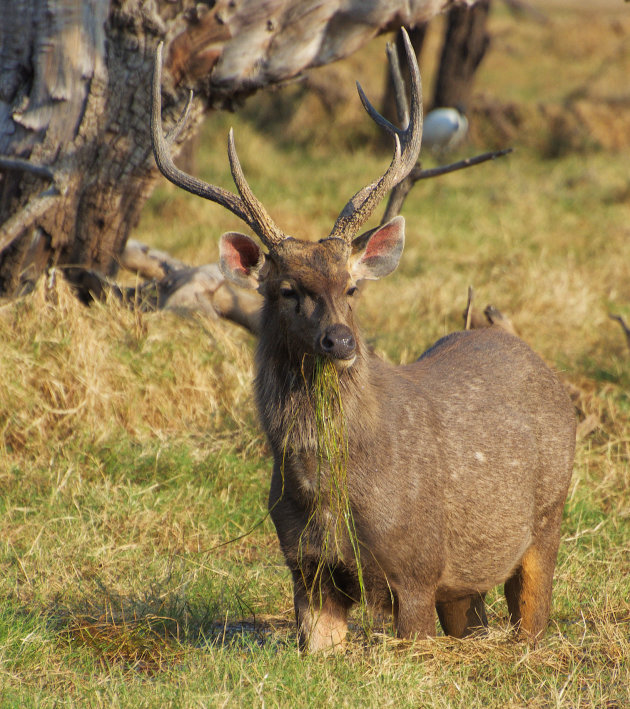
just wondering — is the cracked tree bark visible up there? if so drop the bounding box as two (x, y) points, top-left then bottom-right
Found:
(0, 0), (475, 298)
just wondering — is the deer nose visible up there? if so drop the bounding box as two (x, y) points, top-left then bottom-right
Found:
(318, 324), (356, 360)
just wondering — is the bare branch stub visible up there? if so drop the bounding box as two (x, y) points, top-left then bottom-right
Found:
(118, 239), (187, 280)
(462, 286), (518, 337)
(0, 156), (55, 182)
(609, 313), (630, 352)
(465, 286), (474, 330)
(483, 305), (518, 336)
(0, 192), (60, 254)
(0, 156), (65, 255)
(411, 148), (514, 182)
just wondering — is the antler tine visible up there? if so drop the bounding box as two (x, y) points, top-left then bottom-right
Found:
(165, 89), (193, 147)
(151, 42), (285, 249)
(328, 28), (423, 242)
(386, 40), (409, 128)
(227, 130), (286, 247)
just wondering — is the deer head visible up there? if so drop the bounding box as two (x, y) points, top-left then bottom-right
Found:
(151, 31), (422, 367)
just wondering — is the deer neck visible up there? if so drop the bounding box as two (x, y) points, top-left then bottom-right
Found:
(254, 317), (379, 457)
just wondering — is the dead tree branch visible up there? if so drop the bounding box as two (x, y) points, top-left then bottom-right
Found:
(66, 252), (262, 336)
(0, 156), (56, 181)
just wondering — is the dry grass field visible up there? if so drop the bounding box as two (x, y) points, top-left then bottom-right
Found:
(1, 1), (629, 706)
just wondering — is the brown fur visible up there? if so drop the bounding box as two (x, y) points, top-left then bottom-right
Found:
(237, 233), (577, 652)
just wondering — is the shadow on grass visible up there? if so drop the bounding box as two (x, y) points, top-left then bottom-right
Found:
(57, 612), (295, 675)
(28, 581), (296, 675)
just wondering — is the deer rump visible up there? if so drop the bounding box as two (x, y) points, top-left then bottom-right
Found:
(264, 325), (575, 648)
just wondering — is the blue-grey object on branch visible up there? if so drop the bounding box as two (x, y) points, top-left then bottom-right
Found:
(421, 107), (468, 156)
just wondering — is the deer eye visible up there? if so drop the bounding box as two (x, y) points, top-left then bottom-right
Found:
(280, 286), (298, 299)
(346, 286), (358, 297)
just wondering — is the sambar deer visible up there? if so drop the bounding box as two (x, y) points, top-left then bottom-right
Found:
(151, 32), (575, 652)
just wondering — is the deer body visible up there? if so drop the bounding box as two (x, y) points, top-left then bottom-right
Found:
(251, 236), (575, 650)
(151, 31), (575, 651)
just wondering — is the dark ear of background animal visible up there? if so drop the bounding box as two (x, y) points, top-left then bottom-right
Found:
(350, 216), (405, 281)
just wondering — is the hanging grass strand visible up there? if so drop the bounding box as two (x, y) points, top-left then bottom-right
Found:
(307, 357), (369, 625)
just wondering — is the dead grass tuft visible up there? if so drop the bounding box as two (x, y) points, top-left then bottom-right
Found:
(63, 611), (185, 675)
(0, 273), (257, 468)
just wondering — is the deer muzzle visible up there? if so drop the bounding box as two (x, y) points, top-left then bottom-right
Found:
(317, 324), (356, 366)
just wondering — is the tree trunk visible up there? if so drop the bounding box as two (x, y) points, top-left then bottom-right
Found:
(432, 0), (491, 110)
(0, 0), (475, 298)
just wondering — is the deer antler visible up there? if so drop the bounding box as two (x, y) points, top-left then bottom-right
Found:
(151, 42), (286, 249)
(328, 28), (423, 243)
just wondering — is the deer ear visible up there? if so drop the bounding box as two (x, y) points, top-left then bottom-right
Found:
(349, 216), (405, 281)
(219, 232), (266, 289)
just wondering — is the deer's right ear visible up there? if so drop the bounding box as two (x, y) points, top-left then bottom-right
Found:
(219, 232), (267, 289)
(349, 216), (405, 281)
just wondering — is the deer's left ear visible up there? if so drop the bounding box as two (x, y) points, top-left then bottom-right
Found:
(219, 232), (267, 289)
(349, 216), (405, 281)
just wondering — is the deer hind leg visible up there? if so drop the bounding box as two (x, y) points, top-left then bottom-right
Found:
(436, 593), (488, 638)
(504, 538), (561, 640)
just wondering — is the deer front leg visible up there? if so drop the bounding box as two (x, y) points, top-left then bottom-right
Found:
(293, 569), (352, 652)
(393, 585), (436, 639)
(293, 580), (350, 653)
